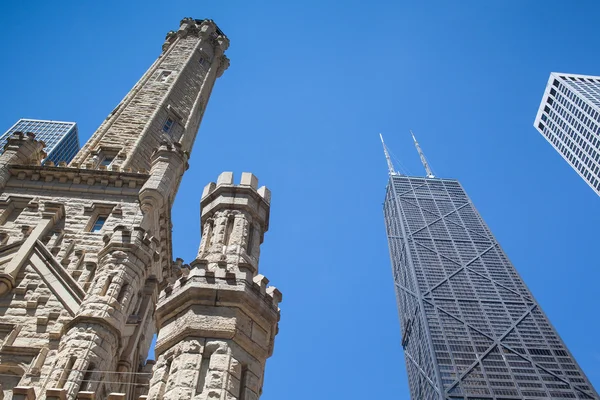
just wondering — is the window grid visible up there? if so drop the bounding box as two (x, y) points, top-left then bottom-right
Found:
(535, 73), (600, 196)
(384, 175), (598, 399)
(0, 119), (80, 165)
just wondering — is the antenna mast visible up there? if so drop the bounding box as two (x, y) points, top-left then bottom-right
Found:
(410, 130), (434, 178)
(379, 133), (396, 176)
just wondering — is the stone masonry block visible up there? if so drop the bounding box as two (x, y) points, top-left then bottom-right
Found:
(240, 173), (258, 189)
(209, 353), (229, 371)
(257, 186), (271, 204)
(201, 182), (216, 199)
(217, 171), (233, 186)
(46, 388), (67, 400)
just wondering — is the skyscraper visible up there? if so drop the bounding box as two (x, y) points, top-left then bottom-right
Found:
(382, 136), (598, 399)
(534, 72), (600, 196)
(0, 118), (80, 165)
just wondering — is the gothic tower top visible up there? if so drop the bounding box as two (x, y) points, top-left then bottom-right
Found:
(71, 18), (230, 177)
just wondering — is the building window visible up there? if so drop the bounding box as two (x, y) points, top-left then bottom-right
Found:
(100, 156), (114, 166)
(90, 216), (107, 233)
(157, 70), (172, 83)
(163, 118), (174, 133)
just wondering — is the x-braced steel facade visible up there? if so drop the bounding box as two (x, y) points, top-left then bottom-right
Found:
(383, 174), (598, 400)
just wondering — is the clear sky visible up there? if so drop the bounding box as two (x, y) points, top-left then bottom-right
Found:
(1, 1), (599, 398)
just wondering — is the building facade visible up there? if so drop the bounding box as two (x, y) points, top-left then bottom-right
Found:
(0, 119), (80, 166)
(0, 18), (281, 400)
(534, 72), (600, 196)
(383, 173), (598, 400)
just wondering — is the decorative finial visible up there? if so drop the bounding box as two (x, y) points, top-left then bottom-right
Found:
(410, 130), (434, 178)
(379, 134), (397, 176)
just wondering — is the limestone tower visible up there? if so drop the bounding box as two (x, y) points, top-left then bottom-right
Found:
(0, 18), (281, 400)
(147, 172), (281, 400)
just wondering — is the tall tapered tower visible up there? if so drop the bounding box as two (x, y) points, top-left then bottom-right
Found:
(382, 135), (598, 399)
(147, 172), (281, 400)
(0, 18), (230, 400)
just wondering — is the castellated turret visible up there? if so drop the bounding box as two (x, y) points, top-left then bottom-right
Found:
(148, 172), (281, 400)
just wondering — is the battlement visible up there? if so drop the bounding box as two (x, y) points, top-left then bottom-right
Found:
(201, 171), (271, 228)
(162, 18), (230, 53)
(163, 259), (282, 311)
(2, 132), (47, 164)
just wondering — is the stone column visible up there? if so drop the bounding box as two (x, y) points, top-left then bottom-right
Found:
(42, 227), (156, 399)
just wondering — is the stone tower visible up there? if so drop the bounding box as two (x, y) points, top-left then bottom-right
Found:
(0, 18), (281, 400)
(147, 172), (281, 400)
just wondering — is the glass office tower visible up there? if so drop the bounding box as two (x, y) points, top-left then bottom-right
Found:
(383, 174), (598, 399)
(534, 72), (600, 196)
(0, 119), (80, 165)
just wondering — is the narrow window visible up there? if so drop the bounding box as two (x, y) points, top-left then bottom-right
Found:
(163, 118), (174, 133)
(240, 364), (248, 399)
(90, 215), (107, 232)
(202, 220), (214, 253)
(247, 223), (255, 256)
(158, 70), (171, 83)
(223, 216), (234, 247)
(83, 263), (96, 291)
(100, 274), (113, 296)
(196, 351), (213, 395)
(3, 206), (23, 225)
(100, 156), (114, 166)
(58, 356), (76, 389)
(81, 363), (96, 391)
(117, 283), (129, 303)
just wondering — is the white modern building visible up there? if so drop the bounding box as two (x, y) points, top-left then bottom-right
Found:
(534, 72), (600, 196)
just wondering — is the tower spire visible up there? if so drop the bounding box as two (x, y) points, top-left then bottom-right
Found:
(380, 133), (397, 176)
(410, 130), (434, 178)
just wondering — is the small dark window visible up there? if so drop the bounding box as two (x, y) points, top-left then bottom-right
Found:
(538, 123), (545, 130)
(158, 70), (171, 83)
(541, 114), (547, 122)
(198, 57), (206, 67)
(163, 118), (174, 133)
(552, 79), (560, 87)
(100, 156), (114, 166)
(550, 88), (557, 96)
(544, 105), (550, 113)
(547, 97), (554, 105)
(91, 216), (107, 233)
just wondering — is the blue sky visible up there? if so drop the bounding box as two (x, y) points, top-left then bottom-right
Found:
(1, 1), (600, 398)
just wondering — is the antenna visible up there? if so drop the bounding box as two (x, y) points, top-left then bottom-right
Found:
(410, 130), (434, 178)
(380, 133), (397, 176)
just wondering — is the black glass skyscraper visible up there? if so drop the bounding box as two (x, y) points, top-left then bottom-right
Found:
(383, 173), (598, 399)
